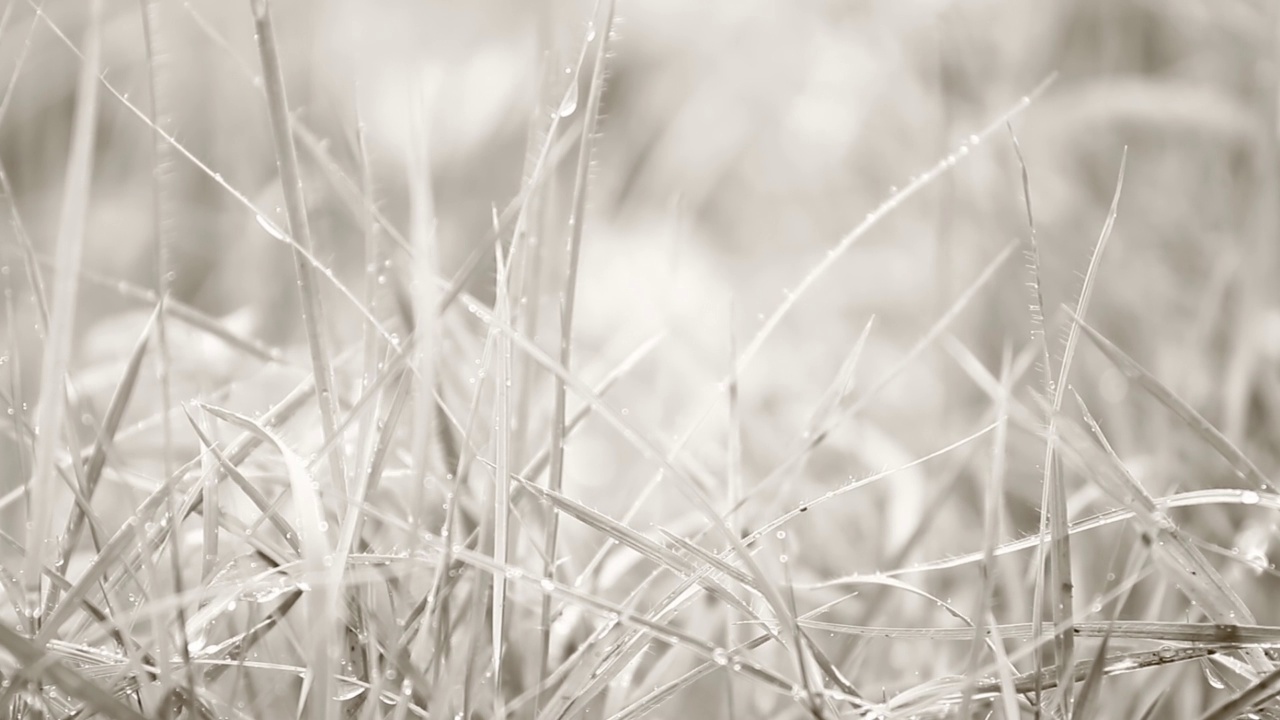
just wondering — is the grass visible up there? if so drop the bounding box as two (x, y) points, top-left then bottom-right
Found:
(3, 1), (1280, 718)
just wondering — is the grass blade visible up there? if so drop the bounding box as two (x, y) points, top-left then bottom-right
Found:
(0, 621), (149, 720)
(1197, 666), (1280, 720)
(539, 0), (616, 699)
(198, 401), (337, 720)
(52, 303), (157, 595)
(764, 239), (1017, 488)
(182, 408), (302, 557)
(1067, 308), (1272, 491)
(491, 246), (514, 714)
(406, 79), (441, 507)
(1061, 393), (1269, 678)
(250, 0), (347, 520)
(1034, 148), (1127, 715)
(738, 76), (1055, 374)
(1071, 628), (1112, 720)
(959, 344), (1012, 718)
(22, 0), (102, 622)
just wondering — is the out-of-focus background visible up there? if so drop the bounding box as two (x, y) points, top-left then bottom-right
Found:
(3, 0), (1280, 717)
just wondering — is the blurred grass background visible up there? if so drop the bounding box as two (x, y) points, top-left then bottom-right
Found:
(2, 0), (1280, 717)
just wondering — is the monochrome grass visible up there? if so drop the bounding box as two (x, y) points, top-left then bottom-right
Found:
(2, 1), (1280, 719)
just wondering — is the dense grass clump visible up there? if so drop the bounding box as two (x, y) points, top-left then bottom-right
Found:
(2, 1), (1280, 718)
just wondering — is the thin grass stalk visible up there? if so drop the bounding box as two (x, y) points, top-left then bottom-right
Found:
(25, 257), (285, 363)
(491, 243), (514, 716)
(52, 304), (157, 589)
(0, 0), (39, 135)
(183, 0), (570, 320)
(1, 237), (25, 544)
(1033, 149), (1126, 715)
(737, 76), (1054, 377)
(200, 403), (338, 720)
(423, 340), (495, 695)
(540, 0), (616, 697)
(30, 2), (437, 355)
(959, 344), (1011, 717)
(1008, 116), (1058, 715)
(137, 6), (201, 711)
(1066, 390), (1270, 678)
(138, 0), (178, 563)
(251, 0), (347, 503)
(724, 313), (745, 681)
(803, 486), (1280, 589)
(354, 94), (383, 491)
(22, 0), (101, 630)
(1069, 309), (1271, 491)
(407, 81), (441, 516)
(984, 614), (1022, 720)
(762, 240), (1017, 490)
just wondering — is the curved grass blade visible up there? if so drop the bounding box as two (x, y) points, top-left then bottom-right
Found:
(801, 486), (1280, 589)
(738, 77), (1054, 375)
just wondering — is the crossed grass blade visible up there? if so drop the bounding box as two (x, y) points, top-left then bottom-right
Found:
(251, 0), (346, 534)
(0, 621), (149, 720)
(1197, 665), (1280, 720)
(1066, 308), (1272, 492)
(959, 344), (1013, 718)
(540, 0), (616, 703)
(52, 304), (159, 601)
(197, 401), (338, 720)
(1033, 148), (1127, 716)
(28, 0), (407, 358)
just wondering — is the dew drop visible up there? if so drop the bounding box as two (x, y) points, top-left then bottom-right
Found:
(557, 83), (579, 118)
(333, 681), (366, 701)
(1201, 657), (1227, 689)
(255, 214), (287, 241)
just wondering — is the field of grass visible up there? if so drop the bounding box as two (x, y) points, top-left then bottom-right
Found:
(2, 0), (1280, 718)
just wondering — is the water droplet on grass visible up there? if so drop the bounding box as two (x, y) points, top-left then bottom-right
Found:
(557, 84), (579, 118)
(333, 681), (366, 701)
(255, 214), (286, 241)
